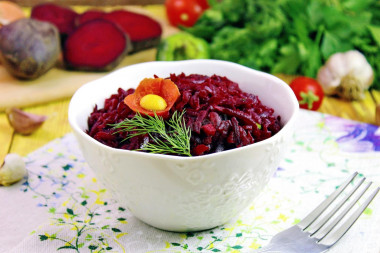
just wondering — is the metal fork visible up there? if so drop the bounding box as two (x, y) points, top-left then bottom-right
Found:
(254, 172), (379, 253)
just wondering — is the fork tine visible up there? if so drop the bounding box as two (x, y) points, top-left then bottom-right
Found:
(306, 177), (366, 235)
(319, 186), (380, 246)
(297, 172), (358, 230)
(312, 179), (370, 239)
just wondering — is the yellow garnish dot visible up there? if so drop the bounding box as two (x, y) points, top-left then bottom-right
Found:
(140, 94), (167, 111)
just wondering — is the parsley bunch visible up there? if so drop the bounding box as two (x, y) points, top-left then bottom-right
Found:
(184, 0), (380, 89)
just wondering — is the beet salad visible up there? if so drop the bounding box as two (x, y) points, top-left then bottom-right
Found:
(87, 73), (282, 156)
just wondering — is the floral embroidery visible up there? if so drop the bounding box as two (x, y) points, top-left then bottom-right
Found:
(12, 110), (380, 252)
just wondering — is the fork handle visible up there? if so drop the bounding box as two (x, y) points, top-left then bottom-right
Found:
(254, 243), (329, 253)
(251, 226), (328, 253)
(254, 244), (284, 252)
(254, 245), (280, 252)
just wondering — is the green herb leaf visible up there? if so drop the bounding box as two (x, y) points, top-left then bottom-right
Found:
(112, 111), (191, 157)
(368, 25), (380, 47)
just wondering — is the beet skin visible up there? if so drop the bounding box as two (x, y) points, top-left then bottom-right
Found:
(0, 18), (60, 79)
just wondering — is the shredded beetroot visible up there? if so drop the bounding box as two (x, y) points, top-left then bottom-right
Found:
(31, 3), (78, 35)
(87, 73), (282, 156)
(64, 19), (128, 71)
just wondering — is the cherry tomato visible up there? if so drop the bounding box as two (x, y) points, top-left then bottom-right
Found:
(289, 77), (324, 111)
(165, 0), (209, 27)
(196, 0), (210, 10)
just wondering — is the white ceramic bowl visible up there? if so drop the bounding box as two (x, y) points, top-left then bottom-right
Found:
(69, 59), (299, 232)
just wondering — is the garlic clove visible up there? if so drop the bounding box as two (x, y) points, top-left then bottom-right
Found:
(6, 107), (47, 135)
(345, 51), (374, 85)
(336, 75), (365, 100)
(318, 52), (346, 94)
(326, 52), (347, 78)
(317, 65), (338, 95)
(0, 153), (27, 186)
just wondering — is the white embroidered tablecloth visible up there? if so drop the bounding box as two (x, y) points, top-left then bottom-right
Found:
(1, 109), (380, 253)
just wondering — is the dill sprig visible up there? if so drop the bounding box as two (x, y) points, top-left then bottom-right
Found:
(112, 111), (192, 157)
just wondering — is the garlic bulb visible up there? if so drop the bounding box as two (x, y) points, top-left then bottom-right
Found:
(317, 50), (374, 100)
(0, 153), (26, 186)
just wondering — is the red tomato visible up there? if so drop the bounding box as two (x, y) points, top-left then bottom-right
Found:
(165, 0), (209, 27)
(289, 77), (324, 111)
(196, 0), (210, 10)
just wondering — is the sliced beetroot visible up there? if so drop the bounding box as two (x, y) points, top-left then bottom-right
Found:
(31, 3), (78, 36)
(102, 10), (162, 52)
(64, 19), (128, 71)
(75, 9), (105, 26)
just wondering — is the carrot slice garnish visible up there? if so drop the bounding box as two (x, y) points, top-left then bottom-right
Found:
(124, 77), (180, 117)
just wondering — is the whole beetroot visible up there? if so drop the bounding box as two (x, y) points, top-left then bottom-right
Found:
(0, 18), (60, 79)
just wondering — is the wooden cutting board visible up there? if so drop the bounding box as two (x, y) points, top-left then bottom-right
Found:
(0, 5), (178, 112)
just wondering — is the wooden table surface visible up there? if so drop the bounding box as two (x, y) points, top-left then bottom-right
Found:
(1, 5), (380, 164)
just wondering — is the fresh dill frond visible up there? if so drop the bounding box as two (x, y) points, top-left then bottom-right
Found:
(111, 111), (192, 156)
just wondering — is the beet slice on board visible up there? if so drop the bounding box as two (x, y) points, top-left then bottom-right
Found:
(102, 10), (162, 53)
(31, 3), (78, 36)
(64, 19), (128, 71)
(75, 9), (105, 26)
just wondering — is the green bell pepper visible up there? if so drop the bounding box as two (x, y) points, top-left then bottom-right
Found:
(156, 32), (210, 61)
